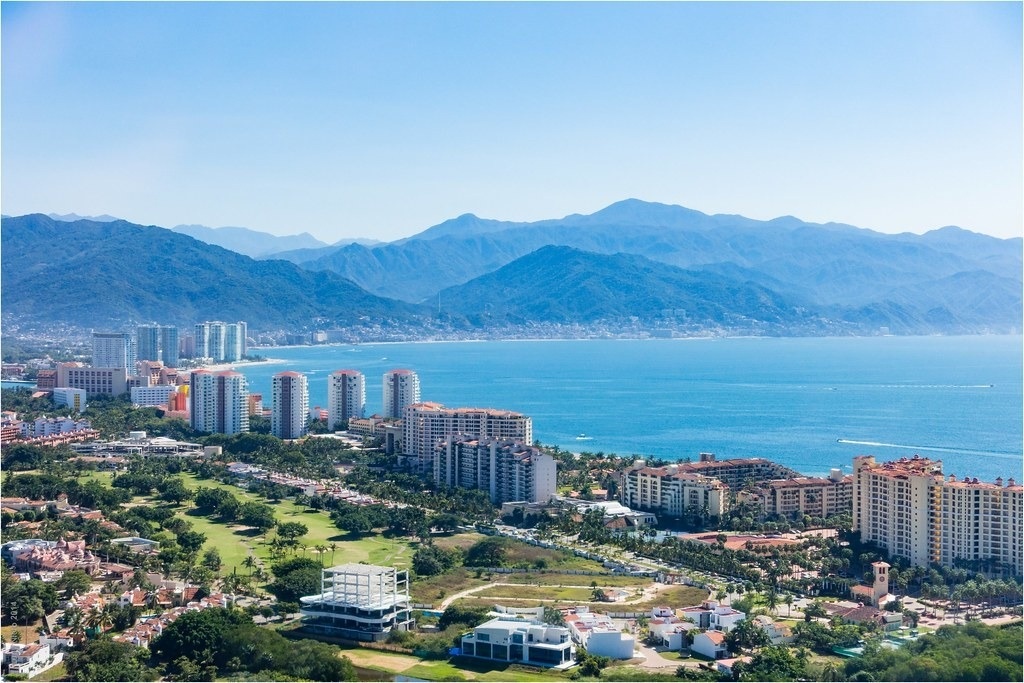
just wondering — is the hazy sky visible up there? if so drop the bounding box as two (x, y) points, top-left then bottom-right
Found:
(3, 2), (1021, 242)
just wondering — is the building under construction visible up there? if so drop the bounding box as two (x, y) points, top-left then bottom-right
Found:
(299, 563), (413, 642)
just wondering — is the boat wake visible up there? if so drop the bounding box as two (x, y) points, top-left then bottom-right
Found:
(837, 439), (1019, 459)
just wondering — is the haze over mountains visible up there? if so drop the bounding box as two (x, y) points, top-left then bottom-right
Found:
(2, 200), (1020, 337)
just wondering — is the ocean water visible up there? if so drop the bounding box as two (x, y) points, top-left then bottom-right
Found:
(230, 335), (1023, 483)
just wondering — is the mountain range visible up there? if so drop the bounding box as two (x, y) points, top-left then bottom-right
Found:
(2, 200), (1020, 337)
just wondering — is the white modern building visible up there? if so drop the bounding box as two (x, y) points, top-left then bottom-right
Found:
(382, 369), (420, 419)
(272, 371), (309, 440)
(300, 564), (413, 642)
(403, 402), (533, 465)
(564, 607), (635, 659)
(131, 385), (177, 407)
(328, 369), (366, 428)
(190, 370), (249, 435)
(52, 387), (87, 413)
(224, 322), (246, 362)
(92, 332), (135, 370)
(434, 436), (556, 504)
(460, 616), (575, 669)
(2, 642), (52, 677)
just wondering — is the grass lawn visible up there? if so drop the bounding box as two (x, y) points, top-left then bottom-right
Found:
(340, 647), (565, 682)
(472, 584), (598, 602)
(629, 585), (708, 611)
(172, 472), (413, 575)
(31, 662), (67, 682)
(502, 573), (652, 588)
(433, 533), (485, 551)
(410, 568), (490, 604)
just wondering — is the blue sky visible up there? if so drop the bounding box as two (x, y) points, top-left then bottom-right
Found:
(2, 2), (1021, 242)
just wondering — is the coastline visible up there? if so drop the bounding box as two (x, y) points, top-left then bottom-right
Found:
(197, 358), (287, 372)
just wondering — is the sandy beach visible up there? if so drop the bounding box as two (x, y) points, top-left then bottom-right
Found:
(197, 358), (287, 372)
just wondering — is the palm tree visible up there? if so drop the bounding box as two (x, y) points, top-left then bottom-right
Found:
(329, 542), (338, 565)
(243, 555), (257, 577)
(765, 588), (780, 615)
(85, 605), (113, 636)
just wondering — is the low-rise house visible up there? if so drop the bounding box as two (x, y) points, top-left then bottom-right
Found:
(460, 616), (575, 669)
(752, 615), (794, 645)
(649, 614), (699, 650)
(716, 656), (753, 677)
(564, 607), (635, 660)
(679, 600), (746, 632)
(40, 628), (82, 651)
(691, 630), (729, 660)
(3, 642), (51, 676)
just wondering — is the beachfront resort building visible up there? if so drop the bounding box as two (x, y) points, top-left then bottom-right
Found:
(434, 436), (557, 504)
(619, 462), (729, 519)
(382, 369), (420, 418)
(299, 564), (413, 642)
(853, 455), (1023, 572)
(328, 369), (366, 428)
(402, 402), (533, 467)
(190, 370), (249, 435)
(272, 371), (309, 440)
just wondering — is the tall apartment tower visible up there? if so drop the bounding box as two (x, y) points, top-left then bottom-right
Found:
(194, 323), (211, 359)
(328, 370), (366, 429)
(383, 369), (420, 418)
(92, 332), (136, 370)
(136, 325), (161, 363)
(160, 326), (180, 367)
(272, 371), (309, 440)
(402, 402), (533, 463)
(190, 369), (250, 435)
(224, 322), (247, 362)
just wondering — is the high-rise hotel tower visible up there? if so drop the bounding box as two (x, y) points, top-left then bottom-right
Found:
(328, 370), (365, 429)
(190, 370), (250, 435)
(383, 369), (420, 419)
(272, 371), (309, 440)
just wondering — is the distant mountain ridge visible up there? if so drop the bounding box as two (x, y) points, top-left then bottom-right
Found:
(273, 200), (1022, 318)
(1, 214), (426, 331)
(170, 223), (331, 258)
(2, 200), (1019, 337)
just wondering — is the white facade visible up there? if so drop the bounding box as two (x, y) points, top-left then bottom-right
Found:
(403, 402), (533, 463)
(620, 464), (728, 519)
(189, 370), (249, 435)
(2, 642), (52, 676)
(224, 322), (246, 362)
(939, 475), (1023, 574)
(565, 607), (634, 659)
(92, 332), (135, 369)
(691, 630), (728, 660)
(461, 617), (575, 668)
(328, 370), (366, 428)
(56, 364), (129, 396)
(272, 371), (309, 440)
(52, 387), (87, 413)
(131, 385), (177, 407)
(382, 369), (420, 418)
(435, 436), (556, 504)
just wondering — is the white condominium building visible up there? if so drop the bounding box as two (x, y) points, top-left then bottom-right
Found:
(938, 474), (1022, 574)
(435, 436), (556, 504)
(741, 469), (854, 520)
(190, 370), (250, 435)
(382, 369), (420, 418)
(402, 402), (533, 463)
(328, 369), (366, 428)
(130, 385), (177, 407)
(92, 332), (136, 370)
(619, 462), (729, 519)
(853, 455), (1023, 572)
(272, 371), (309, 440)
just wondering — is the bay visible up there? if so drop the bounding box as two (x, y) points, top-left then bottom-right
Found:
(231, 335), (1023, 483)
